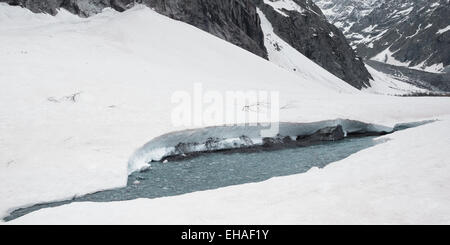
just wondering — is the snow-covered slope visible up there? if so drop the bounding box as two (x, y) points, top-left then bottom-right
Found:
(1, 3), (450, 222)
(256, 0), (373, 89)
(10, 116), (450, 225)
(257, 7), (424, 95)
(363, 65), (427, 95)
(0, 0), (374, 89)
(256, 8), (352, 92)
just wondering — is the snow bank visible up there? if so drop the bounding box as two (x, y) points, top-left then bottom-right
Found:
(1, 4), (450, 221)
(128, 119), (404, 174)
(10, 117), (450, 225)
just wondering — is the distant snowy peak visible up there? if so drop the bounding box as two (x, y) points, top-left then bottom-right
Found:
(315, 0), (450, 74)
(313, 0), (381, 34)
(353, 0), (450, 73)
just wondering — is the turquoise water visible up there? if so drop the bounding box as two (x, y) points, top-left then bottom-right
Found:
(4, 136), (381, 221)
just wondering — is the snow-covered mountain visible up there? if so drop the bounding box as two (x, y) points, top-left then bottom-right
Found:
(316, 0), (450, 74)
(1, 3), (450, 224)
(357, 0), (450, 74)
(0, 0), (372, 88)
(313, 0), (381, 34)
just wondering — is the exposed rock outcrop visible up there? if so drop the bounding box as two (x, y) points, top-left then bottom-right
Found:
(254, 0), (372, 89)
(296, 125), (345, 142)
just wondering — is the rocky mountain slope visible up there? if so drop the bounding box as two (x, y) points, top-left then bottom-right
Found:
(254, 0), (371, 89)
(316, 0), (450, 74)
(313, 0), (380, 35)
(1, 0), (372, 89)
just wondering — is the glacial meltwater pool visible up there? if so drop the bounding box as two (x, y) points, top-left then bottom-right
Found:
(5, 136), (383, 222)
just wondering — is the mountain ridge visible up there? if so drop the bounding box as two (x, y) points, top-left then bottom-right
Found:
(315, 0), (450, 74)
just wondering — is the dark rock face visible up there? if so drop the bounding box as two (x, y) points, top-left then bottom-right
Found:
(1, 0), (374, 89)
(262, 125), (345, 147)
(296, 125), (345, 142)
(1, 0), (133, 16)
(262, 135), (292, 147)
(2, 0), (59, 15)
(144, 0), (267, 58)
(260, 125), (344, 148)
(254, 0), (372, 89)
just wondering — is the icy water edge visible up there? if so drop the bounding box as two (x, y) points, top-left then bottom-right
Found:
(5, 136), (382, 222)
